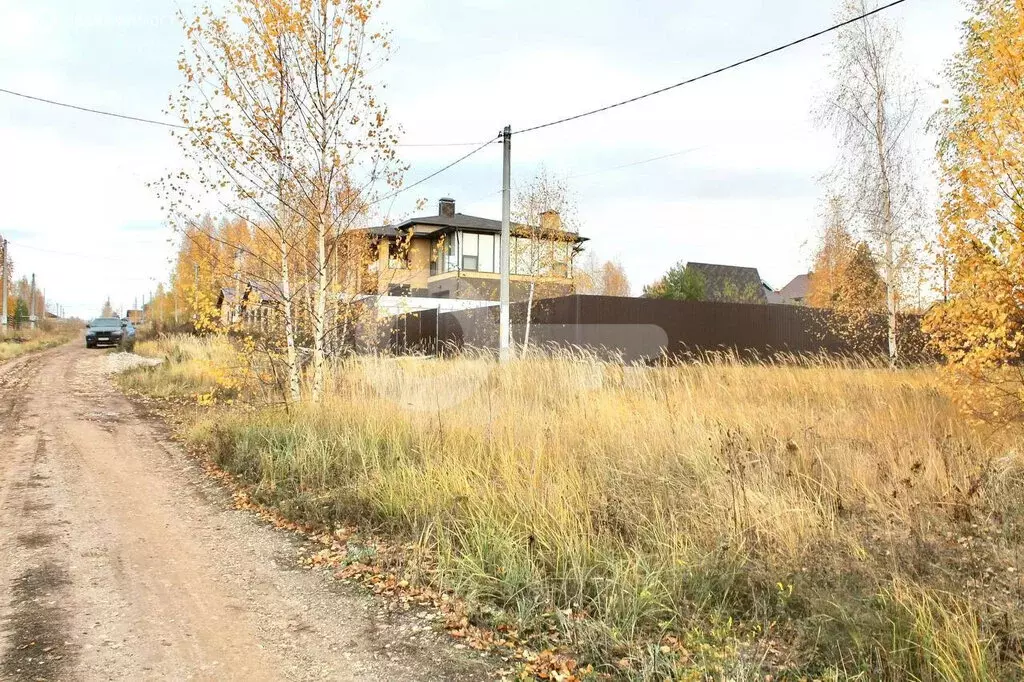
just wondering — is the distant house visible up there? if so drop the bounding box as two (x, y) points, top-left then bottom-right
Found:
(685, 262), (770, 304)
(776, 273), (812, 306)
(364, 198), (587, 303)
(217, 282), (279, 329)
(125, 309), (144, 324)
(764, 287), (785, 305)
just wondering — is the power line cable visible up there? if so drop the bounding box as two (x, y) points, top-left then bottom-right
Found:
(6, 239), (142, 264)
(0, 86), (492, 147)
(463, 145), (707, 203)
(567, 146), (705, 180)
(517, 0), (911, 135)
(3, 0), (912, 144)
(0, 87), (188, 129)
(2, 0), (912, 221)
(372, 136), (499, 206)
(398, 140), (494, 148)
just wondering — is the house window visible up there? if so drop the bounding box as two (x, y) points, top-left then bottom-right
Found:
(388, 242), (408, 269)
(478, 234), (495, 273)
(446, 233), (460, 272)
(462, 232), (479, 271)
(430, 232), (512, 276)
(431, 236), (447, 274)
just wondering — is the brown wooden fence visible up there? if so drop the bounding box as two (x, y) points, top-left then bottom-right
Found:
(384, 295), (930, 362)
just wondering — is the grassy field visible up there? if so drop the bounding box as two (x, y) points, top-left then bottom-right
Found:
(0, 327), (76, 362)
(121, 335), (1024, 680)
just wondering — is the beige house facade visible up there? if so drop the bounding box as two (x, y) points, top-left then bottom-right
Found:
(367, 198), (586, 302)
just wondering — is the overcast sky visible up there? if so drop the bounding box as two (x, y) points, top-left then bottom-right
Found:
(0, 0), (966, 319)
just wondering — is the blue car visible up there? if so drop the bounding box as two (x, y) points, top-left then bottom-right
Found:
(85, 317), (136, 351)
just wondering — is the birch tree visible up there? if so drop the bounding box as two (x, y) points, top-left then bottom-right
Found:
(820, 0), (923, 364)
(163, 0), (402, 403)
(162, 2), (304, 400)
(284, 0), (402, 400)
(511, 167), (580, 350)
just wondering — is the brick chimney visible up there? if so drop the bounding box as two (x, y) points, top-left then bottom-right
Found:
(539, 210), (561, 233)
(439, 197), (455, 218)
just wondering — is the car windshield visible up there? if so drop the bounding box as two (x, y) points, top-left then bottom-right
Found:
(91, 318), (123, 329)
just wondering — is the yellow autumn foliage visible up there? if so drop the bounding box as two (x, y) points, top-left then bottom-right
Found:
(925, 0), (1024, 422)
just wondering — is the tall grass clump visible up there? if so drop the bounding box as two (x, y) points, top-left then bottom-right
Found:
(0, 326), (75, 362)
(128, 337), (1024, 679)
(121, 335), (244, 400)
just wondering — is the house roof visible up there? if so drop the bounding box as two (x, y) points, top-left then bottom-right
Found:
(778, 273), (811, 302)
(686, 262), (768, 303)
(398, 212), (507, 233)
(370, 205), (586, 242)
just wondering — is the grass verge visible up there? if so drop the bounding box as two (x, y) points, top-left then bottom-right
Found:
(0, 328), (75, 362)
(121, 335), (1024, 680)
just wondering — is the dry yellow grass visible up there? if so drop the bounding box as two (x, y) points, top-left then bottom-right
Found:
(122, 336), (1024, 680)
(126, 337), (241, 399)
(0, 327), (75, 362)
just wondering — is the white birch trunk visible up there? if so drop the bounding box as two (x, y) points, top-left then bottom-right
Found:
(280, 241), (301, 403)
(523, 279), (535, 352)
(875, 88), (899, 367)
(311, 218), (327, 402)
(885, 232), (898, 366)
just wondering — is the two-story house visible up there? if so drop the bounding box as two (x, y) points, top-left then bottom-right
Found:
(365, 197), (586, 304)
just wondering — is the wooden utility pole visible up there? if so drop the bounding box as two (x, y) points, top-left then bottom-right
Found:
(499, 125), (512, 363)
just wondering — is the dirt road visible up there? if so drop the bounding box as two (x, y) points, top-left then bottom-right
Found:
(0, 344), (488, 681)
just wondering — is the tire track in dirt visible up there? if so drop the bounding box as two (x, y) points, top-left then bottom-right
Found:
(0, 347), (79, 681)
(0, 353), (39, 437)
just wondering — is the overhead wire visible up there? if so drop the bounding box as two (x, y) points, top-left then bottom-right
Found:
(371, 136), (499, 207)
(567, 146), (706, 180)
(461, 145), (707, 205)
(516, 0), (911, 135)
(0, 88), (500, 232)
(1, 1), (914, 219)
(5, 239), (164, 267)
(0, 87), (188, 129)
(0, 87), (491, 147)
(3, 1), (913, 146)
